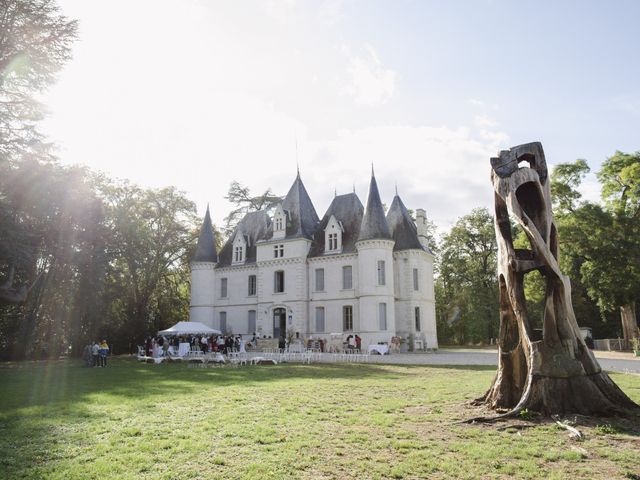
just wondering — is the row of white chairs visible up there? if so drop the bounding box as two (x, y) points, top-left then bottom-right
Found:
(258, 348), (371, 364)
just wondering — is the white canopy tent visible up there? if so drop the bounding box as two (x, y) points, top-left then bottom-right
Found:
(158, 321), (221, 337)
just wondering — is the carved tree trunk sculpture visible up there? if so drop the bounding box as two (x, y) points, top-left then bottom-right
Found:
(477, 142), (638, 416)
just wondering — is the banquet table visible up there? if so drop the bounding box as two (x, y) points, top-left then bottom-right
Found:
(368, 344), (389, 355)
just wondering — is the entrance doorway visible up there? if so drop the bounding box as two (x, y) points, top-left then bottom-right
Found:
(273, 308), (287, 349)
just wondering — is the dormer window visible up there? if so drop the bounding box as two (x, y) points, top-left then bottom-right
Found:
(232, 232), (247, 265)
(324, 215), (343, 254)
(272, 204), (287, 240)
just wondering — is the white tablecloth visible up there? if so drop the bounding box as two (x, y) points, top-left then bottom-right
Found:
(368, 344), (389, 355)
(178, 343), (190, 356)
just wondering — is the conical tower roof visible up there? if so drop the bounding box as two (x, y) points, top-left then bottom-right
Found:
(281, 172), (320, 239)
(386, 195), (425, 251)
(193, 205), (218, 262)
(357, 171), (392, 241)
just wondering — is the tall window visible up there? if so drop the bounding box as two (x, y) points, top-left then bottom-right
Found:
(379, 302), (387, 330)
(274, 244), (284, 258)
(248, 275), (256, 296)
(248, 310), (256, 334)
(413, 268), (419, 291)
(220, 278), (228, 298)
(328, 233), (338, 251)
(275, 217), (283, 231)
(234, 246), (243, 263)
(415, 307), (421, 331)
(315, 307), (325, 332)
(377, 260), (386, 285)
(342, 265), (353, 290)
(343, 305), (353, 331)
(220, 312), (227, 334)
(274, 270), (285, 293)
(315, 268), (324, 291)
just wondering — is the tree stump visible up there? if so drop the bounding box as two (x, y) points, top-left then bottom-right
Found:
(476, 142), (638, 417)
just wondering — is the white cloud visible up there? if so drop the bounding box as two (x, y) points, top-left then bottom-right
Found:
(318, 0), (344, 25)
(302, 123), (510, 230)
(610, 92), (640, 116)
(344, 44), (396, 106)
(474, 114), (498, 128)
(263, 0), (299, 23)
(468, 98), (499, 111)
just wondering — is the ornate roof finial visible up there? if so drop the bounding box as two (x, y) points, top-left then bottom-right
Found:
(395, 182), (398, 196)
(353, 183), (356, 193)
(371, 163), (375, 177)
(334, 188), (337, 197)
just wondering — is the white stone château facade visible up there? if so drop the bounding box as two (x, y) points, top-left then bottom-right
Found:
(189, 171), (438, 350)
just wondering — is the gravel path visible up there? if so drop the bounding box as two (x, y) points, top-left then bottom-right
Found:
(368, 348), (640, 374)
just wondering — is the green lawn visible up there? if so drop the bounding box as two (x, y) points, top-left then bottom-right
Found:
(0, 359), (639, 479)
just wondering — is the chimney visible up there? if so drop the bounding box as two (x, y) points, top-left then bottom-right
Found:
(416, 208), (429, 248)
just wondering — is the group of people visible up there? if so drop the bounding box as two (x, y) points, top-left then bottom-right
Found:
(82, 340), (110, 367)
(345, 334), (362, 351)
(143, 333), (259, 357)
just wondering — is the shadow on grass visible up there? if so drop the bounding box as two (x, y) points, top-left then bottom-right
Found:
(0, 358), (443, 410)
(5, 359), (634, 413)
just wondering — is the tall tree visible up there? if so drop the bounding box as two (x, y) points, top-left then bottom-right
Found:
(436, 208), (498, 344)
(595, 151), (640, 340)
(100, 181), (199, 351)
(0, 0), (77, 159)
(223, 181), (282, 235)
(0, 0), (77, 303)
(0, 160), (105, 359)
(551, 154), (640, 340)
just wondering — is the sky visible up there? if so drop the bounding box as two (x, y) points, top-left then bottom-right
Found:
(41, 0), (640, 233)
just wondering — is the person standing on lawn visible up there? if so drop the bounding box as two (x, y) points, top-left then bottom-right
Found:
(99, 340), (109, 367)
(82, 343), (92, 367)
(91, 341), (100, 367)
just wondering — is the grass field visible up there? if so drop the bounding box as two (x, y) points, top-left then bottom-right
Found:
(0, 359), (639, 479)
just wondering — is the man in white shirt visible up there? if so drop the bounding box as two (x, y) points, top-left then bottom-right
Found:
(91, 342), (99, 367)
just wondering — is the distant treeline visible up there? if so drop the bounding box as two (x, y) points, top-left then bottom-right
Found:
(0, 158), (213, 359)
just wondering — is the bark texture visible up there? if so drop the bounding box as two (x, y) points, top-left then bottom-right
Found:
(620, 303), (639, 342)
(477, 142), (638, 417)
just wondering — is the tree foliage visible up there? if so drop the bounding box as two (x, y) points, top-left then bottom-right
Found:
(435, 208), (498, 344)
(0, 162), (203, 359)
(551, 153), (640, 339)
(0, 0), (77, 160)
(223, 181), (282, 235)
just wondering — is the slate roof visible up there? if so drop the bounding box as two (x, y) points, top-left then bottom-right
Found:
(193, 205), (218, 262)
(357, 173), (392, 242)
(281, 173), (320, 239)
(216, 210), (271, 267)
(308, 193), (364, 257)
(386, 195), (426, 252)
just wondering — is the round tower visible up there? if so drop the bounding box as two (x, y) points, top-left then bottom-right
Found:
(356, 170), (396, 345)
(189, 205), (217, 326)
